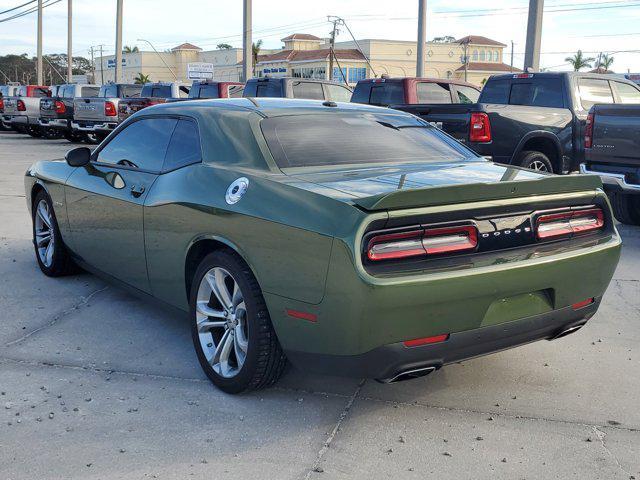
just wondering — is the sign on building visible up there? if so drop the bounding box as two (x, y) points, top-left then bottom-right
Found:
(187, 63), (215, 80)
(107, 58), (127, 69)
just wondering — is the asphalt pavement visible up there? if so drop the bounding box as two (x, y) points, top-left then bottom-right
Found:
(1, 130), (638, 480)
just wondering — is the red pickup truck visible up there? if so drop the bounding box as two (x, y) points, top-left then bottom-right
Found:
(351, 77), (481, 106)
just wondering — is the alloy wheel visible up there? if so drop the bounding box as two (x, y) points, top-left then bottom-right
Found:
(34, 199), (55, 268)
(529, 160), (549, 172)
(195, 267), (248, 378)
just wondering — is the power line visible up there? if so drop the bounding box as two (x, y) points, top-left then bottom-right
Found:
(0, 0), (61, 23)
(0, 0), (37, 15)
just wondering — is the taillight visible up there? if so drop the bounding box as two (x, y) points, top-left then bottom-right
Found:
(54, 100), (66, 114)
(469, 112), (491, 143)
(367, 225), (478, 261)
(0, 98), (4, 112)
(17, 100), (26, 111)
(104, 101), (116, 116)
(584, 112), (594, 149)
(536, 208), (604, 240)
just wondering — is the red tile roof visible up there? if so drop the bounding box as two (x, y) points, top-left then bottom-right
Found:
(257, 48), (365, 64)
(171, 42), (202, 51)
(281, 33), (322, 41)
(456, 35), (506, 47)
(456, 62), (521, 72)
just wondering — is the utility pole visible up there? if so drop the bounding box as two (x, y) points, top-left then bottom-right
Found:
(328, 17), (339, 80)
(37, 0), (43, 85)
(98, 44), (105, 85)
(416, 0), (427, 77)
(242, 0), (252, 82)
(67, 0), (73, 83)
(510, 40), (514, 72)
(523, 0), (544, 71)
(462, 39), (469, 82)
(114, 0), (123, 83)
(89, 46), (95, 83)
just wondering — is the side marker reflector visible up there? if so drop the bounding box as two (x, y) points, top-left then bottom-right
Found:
(572, 298), (594, 310)
(403, 334), (450, 348)
(286, 309), (317, 323)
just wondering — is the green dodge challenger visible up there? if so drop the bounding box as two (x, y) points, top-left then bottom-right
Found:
(25, 98), (621, 393)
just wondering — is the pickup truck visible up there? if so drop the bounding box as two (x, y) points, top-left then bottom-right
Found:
(1, 85), (50, 136)
(0, 84), (20, 131)
(351, 77), (481, 106)
(243, 77), (352, 102)
(185, 80), (243, 100)
(71, 83), (143, 143)
(116, 81), (191, 124)
(581, 104), (640, 225)
(40, 83), (100, 142)
(381, 72), (640, 174)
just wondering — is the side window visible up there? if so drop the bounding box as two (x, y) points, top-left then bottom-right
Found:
(613, 82), (640, 104)
(479, 80), (510, 104)
(163, 119), (202, 171)
(456, 85), (480, 104)
(292, 81), (324, 100)
(325, 84), (352, 103)
(105, 85), (118, 97)
(578, 78), (614, 110)
(228, 85), (244, 98)
(97, 118), (177, 171)
(416, 82), (452, 103)
(178, 86), (190, 98)
(509, 79), (564, 107)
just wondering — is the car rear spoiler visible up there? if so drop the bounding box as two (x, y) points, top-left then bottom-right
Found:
(353, 174), (603, 211)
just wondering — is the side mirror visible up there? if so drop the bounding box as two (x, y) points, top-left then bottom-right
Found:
(65, 147), (91, 167)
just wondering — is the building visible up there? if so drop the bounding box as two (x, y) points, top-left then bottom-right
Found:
(95, 34), (518, 87)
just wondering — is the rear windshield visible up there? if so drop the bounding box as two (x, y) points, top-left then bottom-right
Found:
(142, 85), (172, 98)
(196, 84), (220, 98)
(81, 86), (100, 97)
(262, 113), (477, 169)
(121, 85), (142, 98)
(479, 77), (564, 107)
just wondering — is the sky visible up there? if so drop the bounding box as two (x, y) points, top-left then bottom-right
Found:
(1, 0), (640, 73)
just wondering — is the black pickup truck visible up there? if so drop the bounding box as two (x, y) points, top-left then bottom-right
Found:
(581, 104), (640, 225)
(390, 72), (640, 174)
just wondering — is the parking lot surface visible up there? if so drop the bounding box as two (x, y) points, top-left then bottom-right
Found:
(1, 130), (639, 480)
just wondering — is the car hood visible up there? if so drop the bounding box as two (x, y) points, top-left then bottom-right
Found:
(286, 160), (603, 211)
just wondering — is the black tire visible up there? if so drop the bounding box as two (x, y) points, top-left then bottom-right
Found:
(27, 126), (43, 138)
(609, 192), (640, 226)
(515, 150), (554, 173)
(32, 190), (77, 277)
(84, 132), (105, 145)
(189, 250), (287, 394)
(64, 130), (85, 143)
(43, 128), (63, 140)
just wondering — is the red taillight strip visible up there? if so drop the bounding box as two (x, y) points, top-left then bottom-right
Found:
(572, 298), (595, 310)
(367, 230), (425, 261)
(403, 334), (449, 348)
(423, 225), (477, 255)
(286, 309), (318, 323)
(536, 208), (604, 240)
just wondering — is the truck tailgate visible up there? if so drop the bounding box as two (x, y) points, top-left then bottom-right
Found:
(73, 98), (107, 121)
(588, 105), (640, 168)
(2, 98), (18, 114)
(392, 103), (475, 144)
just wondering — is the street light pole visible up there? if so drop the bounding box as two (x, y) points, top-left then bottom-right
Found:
(416, 0), (427, 77)
(137, 39), (178, 81)
(115, 0), (123, 83)
(67, 0), (73, 83)
(242, 0), (252, 82)
(37, 0), (43, 85)
(523, 0), (544, 71)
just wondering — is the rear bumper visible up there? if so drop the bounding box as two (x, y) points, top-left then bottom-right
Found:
(5, 115), (29, 126)
(580, 163), (640, 194)
(285, 300), (599, 381)
(71, 120), (118, 132)
(39, 118), (68, 129)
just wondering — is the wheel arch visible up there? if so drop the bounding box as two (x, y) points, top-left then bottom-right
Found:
(511, 132), (563, 172)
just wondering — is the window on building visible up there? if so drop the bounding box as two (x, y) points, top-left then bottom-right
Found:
(348, 67), (367, 83)
(292, 81), (325, 100)
(479, 50), (486, 61)
(332, 67), (348, 82)
(472, 50), (479, 61)
(292, 67), (326, 79)
(578, 78), (614, 110)
(612, 81), (640, 104)
(416, 82), (452, 103)
(493, 51), (500, 62)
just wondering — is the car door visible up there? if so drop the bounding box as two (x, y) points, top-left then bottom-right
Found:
(65, 116), (178, 292)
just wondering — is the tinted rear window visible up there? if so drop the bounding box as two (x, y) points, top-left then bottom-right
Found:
(292, 81), (324, 100)
(142, 85), (172, 98)
(246, 81), (283, 97)
(81, 86), (100, 97)
(120, 86), (142, 98)
(509, 79), (564, 107)
(262, 114), (476, 169)
(368, 83), (404, 106)
(196, 85), (220, 99)
(417, 82), (452, 103)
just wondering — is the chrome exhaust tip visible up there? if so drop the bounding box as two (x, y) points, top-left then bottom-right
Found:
(380, 366), (437, 384)
(551, 323), (585, 340)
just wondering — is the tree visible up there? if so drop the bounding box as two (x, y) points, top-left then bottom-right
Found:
(597, 53), (614, 71)
(432, 35), (456, 43)
(123, 45), (139, 53)
(134, 72), (150, 84)
(565, 50), (595, 71)
(0, 53), (91, 85)
(252, 39), (263, 75)
(217, 43), (233, 50)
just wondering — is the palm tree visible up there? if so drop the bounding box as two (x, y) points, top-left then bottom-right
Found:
(217, 43), (232, 50)
(252, 39), (263, 76)
(597, 53), (615, 72)
(123, 45), (139, 53)
(134, 72), (150, 84)
(565, 50), (595, 71)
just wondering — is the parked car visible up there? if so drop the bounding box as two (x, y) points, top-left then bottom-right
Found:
(25, 98), (620, 393)
(39, 83), (100, 141)
(117, 81), (191, 123)
(1, 85), (50, 136)
(581, 103), (640, 225)
(0, 84), (21, 131)
(388, 72), (640, 173)
(243, 77), (352, 102)
(351, 77), (481, 106)
(71, 83), (143, 143)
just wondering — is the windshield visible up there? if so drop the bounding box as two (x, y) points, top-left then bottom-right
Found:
(262, 113), (478, 169)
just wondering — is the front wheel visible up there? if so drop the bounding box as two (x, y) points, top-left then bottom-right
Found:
(515, 150), (554, 173)
(190, 251), (287, 394)
(609, 192), (640, 226)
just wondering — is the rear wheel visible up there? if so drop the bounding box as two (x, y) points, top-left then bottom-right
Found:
(190, 250), (287, 394)
(26, 126), (43, 138)
(515, 150), (554, 173)
(42, 128), (63, 140)
(64, 130), (85, 143)
(609, 192), (640, 226)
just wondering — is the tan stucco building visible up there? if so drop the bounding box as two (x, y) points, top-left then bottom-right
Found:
(95, 34), (518, 87)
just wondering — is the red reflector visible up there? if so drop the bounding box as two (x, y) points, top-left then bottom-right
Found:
(469, 112), (491, 143)
(536, 208), (604, 240)
(104, 101), (117, 117)
(403, 334), (449, 348)
(572, 298), (594, 310)
(286, 309), (317, 323)
(584, 112), (594, 149)
(17, 100), (26, 111)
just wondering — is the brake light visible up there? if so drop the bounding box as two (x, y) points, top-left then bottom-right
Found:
(536, 208), (604, 240)
(584, 112), (594, 149)
(17, 99), (26, 111)
(54, 100), (66, 114)
(469, 112), (491, 143)
(0, 98), (4, 112)
(367, 225), (478, 261)
(403, 334), (449, 348)
(104, 101), (116, 116)
(513, 73), (534, 79)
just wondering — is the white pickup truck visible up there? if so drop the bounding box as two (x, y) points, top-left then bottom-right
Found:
(0, 85), (50, 136)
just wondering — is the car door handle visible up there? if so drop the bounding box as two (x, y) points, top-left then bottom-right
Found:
(130, 184), (145, 198)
